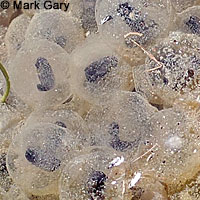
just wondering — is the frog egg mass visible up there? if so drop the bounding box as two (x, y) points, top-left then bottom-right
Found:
(1, 1), (200, 199)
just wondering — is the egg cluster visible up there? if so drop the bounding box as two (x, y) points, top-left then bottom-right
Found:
(1, 0), (200, 199)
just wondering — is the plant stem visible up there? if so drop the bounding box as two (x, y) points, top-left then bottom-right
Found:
(0, 62), (10, 103)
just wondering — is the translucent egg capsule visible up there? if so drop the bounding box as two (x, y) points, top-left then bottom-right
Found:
(108, 91), (157, 137)
(6, 123), (81, 196)
(106, 163), (168, 200)
(25, 10), (84, 53)
(134, 108), (200, 195)
(172, 94), (200, 139)
(8, 39), (71, 109)
(60, 148), (168, 200)
(69, 36), (133, 106)
(85, 91), (157, 156)
(95, 0), (172, 47)
(5, 14), (31, 57)
(59, 146), (122, 200)
(26, 109), (90, 148)
(174, 6), (200, 36)
(68, 0), (98, 34)
(149, 109), (189, 152)
(133, 32), (200, 106)
(105, 91), (157, 156)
